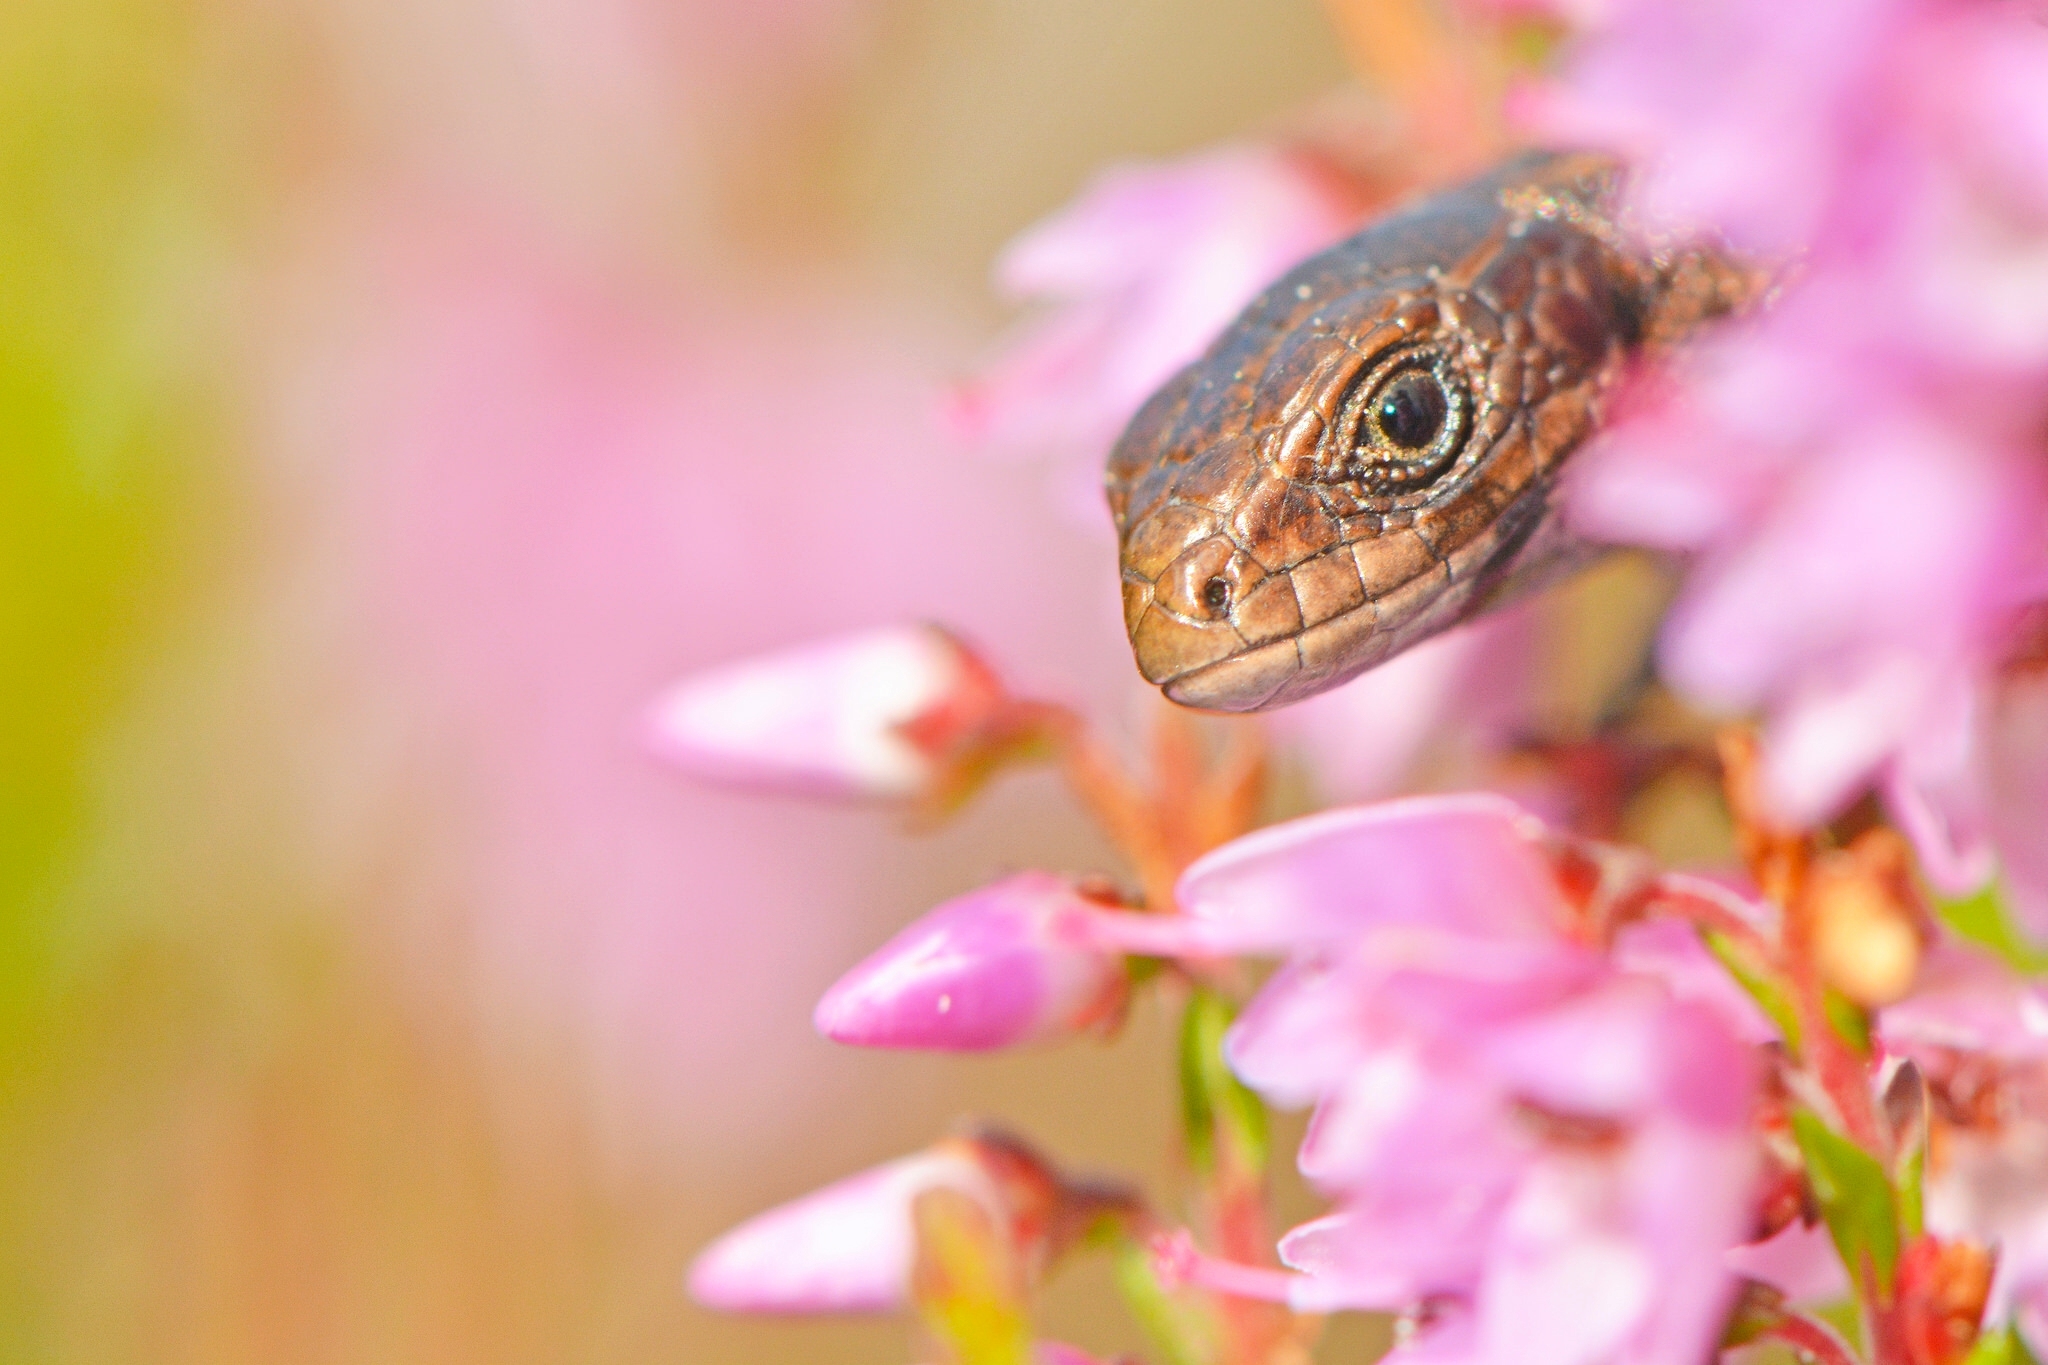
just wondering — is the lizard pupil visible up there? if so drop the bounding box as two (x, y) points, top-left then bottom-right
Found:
(1202, 577), (1230, 612)
(1375, 372), (1447, 450)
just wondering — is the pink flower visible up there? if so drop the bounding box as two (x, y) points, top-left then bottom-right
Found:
(646, 624), (1006, 801)
(1516, 0), (1898, 255)
(689, 1148), (992, 1313)
(949, 145), (1365, 527)
(814, 873), (1132, 1051)
(1891, 669), (2048, 940)
(1172, 796), (1762, 1360)
(1523, 0), (2048, 920)
(689, 1131), (1086, 1315)
(1879, 944), (2048, 1354)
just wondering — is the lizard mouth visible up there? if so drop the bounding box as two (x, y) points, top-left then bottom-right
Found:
(1130, 579), (1407, 713)
(1157, 640), (1304, 712)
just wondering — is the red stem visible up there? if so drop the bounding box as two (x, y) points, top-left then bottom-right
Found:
(1650, 881), (1776, 961)
(1783, 926), (1887, 1154)
(1035, 706), (1183, 912)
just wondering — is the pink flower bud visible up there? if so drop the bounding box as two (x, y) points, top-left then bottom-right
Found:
(814, 873), (1131, 1051)
(689, 1132), (1109, 1318)
(688, 1147), (1000, 1313)
(647, 625), (1005, 801)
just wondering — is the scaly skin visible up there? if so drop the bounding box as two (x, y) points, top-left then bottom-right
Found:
(1108, 150), (1752, 712)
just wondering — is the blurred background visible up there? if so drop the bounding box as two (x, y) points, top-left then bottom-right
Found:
(0, 2), (1380, 1361)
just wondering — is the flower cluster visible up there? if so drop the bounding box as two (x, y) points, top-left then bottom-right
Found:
(1164, 797), (1766, 1364)
(655, 626), (2048, 1365)
(1512, 0), (2048, 931)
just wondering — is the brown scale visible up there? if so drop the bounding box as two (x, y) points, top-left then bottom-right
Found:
(1107, 150), (1759, 712)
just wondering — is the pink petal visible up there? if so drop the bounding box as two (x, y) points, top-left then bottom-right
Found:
(1878, 941), (2048, 1062)
(1224, 941), (1597, 1105)
(1760, 661), (1941, 826)
(1484, 978), (1758, 1129)
(1175, 794), (1566, 952)
(1612, 1118), (1758, 1362)
(1293, 1052), (1430, 1186)
(1274, 1213), (1417, 1312)
(1884, 687), (1999, 897)
(1299, 1051), (1526, 1205)
(1923, 1123), (2048, 1335)
(1478, 1219), (1652, 1365)
(1662, 419), (1996, 715)
(1223, 956), (1378, 1105)
(1914, 6), (2048, 224)
(1566, 335), (1818, 553)
(1985, 670), (2048, 942)
(1611, 916), (1779, 1046)
(1479, 980), (1672, 1119)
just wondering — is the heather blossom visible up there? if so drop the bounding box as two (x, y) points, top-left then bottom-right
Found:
(646, 624), (1018, 806)
(689, 1130), (1137, 1318)
(690, 1146), (995, 1314)
(672, 615), (2040, 1364)
(1520, 0), (2048, 931)
(813, 872), (1135, 1052)
(1169, 797), (1763, 1362)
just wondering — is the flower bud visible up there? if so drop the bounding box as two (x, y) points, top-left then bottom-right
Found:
(688, 1147), (993, 1314)
(647, 625), (1007, 801)
(688, 1133), (1066, 1315)
(814, 873), (1131, 1051)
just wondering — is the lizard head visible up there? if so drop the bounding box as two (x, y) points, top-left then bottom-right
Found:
(1106, 154), (1645, 713)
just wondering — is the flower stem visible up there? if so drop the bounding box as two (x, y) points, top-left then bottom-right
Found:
(1033, 704), (1184, 911)
(1041, 702), (1267, 914)
(1716, 730), (1885, 1151)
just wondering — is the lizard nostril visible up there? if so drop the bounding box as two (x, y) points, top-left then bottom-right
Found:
(1202, 577), (1231, 614)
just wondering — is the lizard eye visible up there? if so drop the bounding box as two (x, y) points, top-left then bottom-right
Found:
(1341, 357), (1470, 495)
(1374, 371), (1447, 449)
